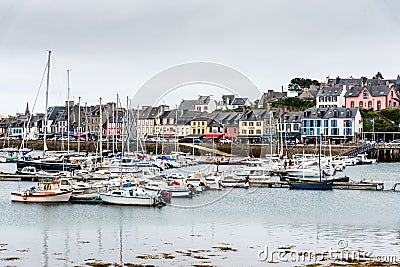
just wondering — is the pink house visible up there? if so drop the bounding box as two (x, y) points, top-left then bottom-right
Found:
(344, 85), (400, 111)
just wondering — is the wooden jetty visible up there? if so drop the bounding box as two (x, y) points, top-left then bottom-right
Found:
(249, 180), (384, 191)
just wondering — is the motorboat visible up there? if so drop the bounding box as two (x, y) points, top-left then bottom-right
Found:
(220, 174), (250, 188)
(144, 181), (192, 198)
(356, 153), (377, 164)
(204, 172), (222, 190)
(236, 159), (272, 182)
(100, 157), (149, 173)
(11, 179), (72, 202)
(99, 187), (161, 206)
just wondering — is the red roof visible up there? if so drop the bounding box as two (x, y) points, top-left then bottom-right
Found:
(203, 133), (223, 139)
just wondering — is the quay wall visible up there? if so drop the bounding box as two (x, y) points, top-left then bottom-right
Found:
(3, 140), (400, 162)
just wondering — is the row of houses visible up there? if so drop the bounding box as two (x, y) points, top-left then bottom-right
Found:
(136, 105), (363, 144)
(0, 101), (127, 140)
(310, 76), (400, 110)
(0, 101), (363, 144)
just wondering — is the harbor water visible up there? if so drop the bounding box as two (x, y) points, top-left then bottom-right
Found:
(1, 162), (400, 266)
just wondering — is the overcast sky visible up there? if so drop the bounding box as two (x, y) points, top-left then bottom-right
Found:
(1, 0), (399, 115)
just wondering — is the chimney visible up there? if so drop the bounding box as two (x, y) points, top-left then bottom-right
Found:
(267, 89), (274, 101)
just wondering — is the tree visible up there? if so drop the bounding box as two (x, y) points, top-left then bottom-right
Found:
(288, 78), (320, 92)
(271, 97), (315, 111)
(373, 71), (384, 80)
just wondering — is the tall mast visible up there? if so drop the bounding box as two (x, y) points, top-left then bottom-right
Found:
(78, 96), (81, 154)
(136, 106), (139, 153)
(126, 96), (130, 153)
(175, 105), (178, 152)
(43, 50), (51, 157)
(85, 102), (88, 143)
(111, 103), (115, 154)
(67, 69), (71, 155)
(319, 133), (322, 182)
(115, 94), (119, 153)
(99, 97), (103, 163)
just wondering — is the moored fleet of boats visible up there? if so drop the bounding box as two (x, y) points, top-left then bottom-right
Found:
(4, 148), (381, 205)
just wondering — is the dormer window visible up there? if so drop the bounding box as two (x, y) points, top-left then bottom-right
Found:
(363, 91), (368, 99)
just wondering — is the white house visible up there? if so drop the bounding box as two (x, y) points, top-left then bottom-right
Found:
(316, 86), (346, 108)
(178, 95), (217, 113)
(301, 107), (362, 143)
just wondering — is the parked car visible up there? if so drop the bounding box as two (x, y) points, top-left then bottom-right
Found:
(219, 139), (232, 144)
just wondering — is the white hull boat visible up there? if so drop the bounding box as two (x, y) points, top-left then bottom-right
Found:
(11, 180), (72, 203)
(100, 187), (159, 206)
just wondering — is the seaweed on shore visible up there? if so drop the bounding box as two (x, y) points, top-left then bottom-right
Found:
(125, 264), (156, 267)
(84, 261), (112, 267)
(135, 254), (160, 260)
(211, 246), (238, 252)
(161, 253), (175, 259)
(0, 257), (20, 261)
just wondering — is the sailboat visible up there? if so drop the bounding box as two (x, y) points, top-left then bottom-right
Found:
(16, 52), (81, 173)
(287, 134), (333, 190)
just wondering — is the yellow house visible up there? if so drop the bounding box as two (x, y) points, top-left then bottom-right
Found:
(190, 117), (209, 135)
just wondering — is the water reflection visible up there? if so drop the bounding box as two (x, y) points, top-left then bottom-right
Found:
(42, 228), (48, 267)
(2, 162), (400, 265)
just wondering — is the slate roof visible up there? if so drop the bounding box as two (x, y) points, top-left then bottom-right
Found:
(344, 85), (392, 97)
(139, 107), (160, 119)
(240, 110), (268, 121)
(317, 87), (343, 97)
(273, 92), (287, 99)
(303, 108), (359, 119)
(178, 100), (197, 110)
(231, 97), (249, 105)
(282, 111), (303, 123)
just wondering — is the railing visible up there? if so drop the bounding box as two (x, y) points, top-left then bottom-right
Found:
(341, 143), (374, 157)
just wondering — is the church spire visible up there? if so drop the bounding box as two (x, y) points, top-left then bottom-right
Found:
(25, 102), (30, 116)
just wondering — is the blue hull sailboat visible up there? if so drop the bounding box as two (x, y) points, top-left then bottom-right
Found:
(287, 133), (333, 190)
(287, 179), (333, 190)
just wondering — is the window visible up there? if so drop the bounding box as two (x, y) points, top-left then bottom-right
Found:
(359, 101), (363, 108)
(391, 91), (394, 98)
(363, 91), (368, 99)
(202, 121), (205, 126)
(256, 130), (261, 134)
(331, 120), (337, 127)
(256, 122), (261, 126)
(368, 101), (372, 108)
(351, 101), (354, 108)
(294, 124), (299, 131)
(249, 122), (254, 126)
(243, 122), (247, 126)
(377, 101), (381, 110)
(249, 130), (254, 135)
(233, 128), (237, 133)
(319, 97), (323, 102)
(242, 129), (246, 134)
